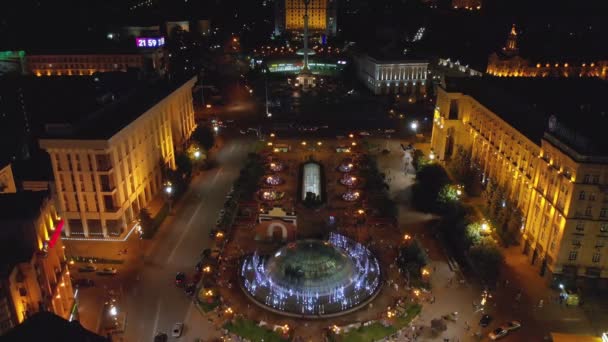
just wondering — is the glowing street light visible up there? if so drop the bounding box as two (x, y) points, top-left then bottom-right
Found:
(165, 182), (173, 195)
(317, 141), (322, 146)
(109, 305), (118, 316)
(429, 149), (436, 161)
(403, 234), (412, 241)
(351, 142), (357, 146)
(270, 133), (276, 138)
(194, 150), (201, 159)
(213, 126), (219, 133)
(410, 120), (419, 131)
(301, 141), (307, 146)
(348, 133), (354, 138)
(206, 104), (212, 109)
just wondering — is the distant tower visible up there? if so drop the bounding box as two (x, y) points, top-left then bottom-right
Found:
(296, 0), (316, 90)
(502, 24), (519, 57)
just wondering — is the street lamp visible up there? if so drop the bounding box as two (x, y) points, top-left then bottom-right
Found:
(213, 126), (219, 133)
(109, 305), (118, 316)
(429, 149), (436, 161)
(194, 150), (201, 159)
(165, 182), (173, 195)
(410, 120), (419, 131)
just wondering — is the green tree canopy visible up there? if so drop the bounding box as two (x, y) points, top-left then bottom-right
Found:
(191, 125), (215, 151)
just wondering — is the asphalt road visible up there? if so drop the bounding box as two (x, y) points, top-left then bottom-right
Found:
(122, 138), (253, 342)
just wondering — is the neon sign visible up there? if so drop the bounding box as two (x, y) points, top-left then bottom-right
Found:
(136, 37), (165, 48)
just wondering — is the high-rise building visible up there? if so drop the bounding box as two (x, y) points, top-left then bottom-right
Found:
(431, 77), (608, 286)
(0, 190), (72, 334)
(39, 77), (196, 238)
(275, 0), (337, 37)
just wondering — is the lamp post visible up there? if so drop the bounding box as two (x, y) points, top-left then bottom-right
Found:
(164, 182), (174, 213)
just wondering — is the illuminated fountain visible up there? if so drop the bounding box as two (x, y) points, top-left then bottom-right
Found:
(265, 175), (284, 186)
(340, 174), (358, 187)
(261, 190), (285, 201)
(269, 161), (285, 172)
(240, 233), (381, 318)
(338, 159), (355, 173)
(342, 190), (360, 202)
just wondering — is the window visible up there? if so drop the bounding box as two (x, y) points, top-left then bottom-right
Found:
(592, 175), (600, 184)
(596, 239), (606, 248)
(585, 206), (593, 216)
(583, 174), (590, 184)
(592, 253), (601, 263)
(576, 221), (585, 231)
(601, 223), (608, 233)
(569, 251), (578, 261)
(579, 191), (586, 200)
(601, 208), (608, 218)
(590, 193), (596, 201)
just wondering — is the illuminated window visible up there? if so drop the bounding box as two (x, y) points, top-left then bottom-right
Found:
(576, 221), (585, 231)
(592, 175), (600, 184)
(592, 253), (601, 263)
(568, 251), (578, 261)
(579, 191), (586, 200)
(601, 223), (608, 233)
(583, 174), (590, 184)
(601, 208), (607, 218)
(585, 206), (593, 216)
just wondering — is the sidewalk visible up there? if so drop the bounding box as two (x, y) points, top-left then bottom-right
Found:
(374, 141), (484, 341)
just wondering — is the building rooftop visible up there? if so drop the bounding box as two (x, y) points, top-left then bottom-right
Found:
(444, 77), (608, 156)
(2, 312), (108, 342)
(42, 76), (188, 140)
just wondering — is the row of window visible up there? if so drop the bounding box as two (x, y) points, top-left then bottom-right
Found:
(569, 250), (602, 263)
(578, 206), (608, 218)
(575, 221), (608, 232)
(28, 56), (140, 63)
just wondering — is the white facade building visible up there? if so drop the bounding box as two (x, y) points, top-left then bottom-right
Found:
(354, 54), (429, 95)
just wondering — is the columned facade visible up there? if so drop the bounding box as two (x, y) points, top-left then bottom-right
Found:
(431, 85), (608, 286)
(354, 54), (428, 96)
(40, 78), (196, 238)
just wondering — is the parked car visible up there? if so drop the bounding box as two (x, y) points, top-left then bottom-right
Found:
(73, 278), (95, 287)
(502, 320), (522, 331)
(479, 314), (493, 327)
(78, 265), (97, 272)
(488, 327), (508, 340)
(172, 323), (184, 337)
(175, 272), (186, 287)
(97, 267), (117, 275)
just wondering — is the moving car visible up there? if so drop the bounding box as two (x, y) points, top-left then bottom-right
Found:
(479, 314), (493, 327)
(502, 320), (522, 331)
(488, 327), (508, 340)
(185, 283), (196, 296)
(97, 267), (117, 275)
(175, 272), (186, 287)
(78, 265), (97, 272)
(172, 323), (184, 337)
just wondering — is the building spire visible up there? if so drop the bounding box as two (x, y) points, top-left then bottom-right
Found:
(503, 24), (519, 56)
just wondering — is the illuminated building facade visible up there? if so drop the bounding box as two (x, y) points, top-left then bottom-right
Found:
(27, 54), (144, 77)
(275, 0), (337, 37)
(39, 77), (196, 238)
(354, 53), (428, 96)
(431, 77), (608, 286)
(0, 191), (72, 334)
(452, 0), (481, 10)
(487, 25), (608, 79)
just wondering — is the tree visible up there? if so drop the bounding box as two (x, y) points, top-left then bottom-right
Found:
(191, 125), (215, 151)
(397, 240), (427, 279)
(468, 241), (504, 283)
(412, 164), (450, 212)
(139, 208), (154, 237)
(465, 222), (483, 247)
(175, 152), (193, 179)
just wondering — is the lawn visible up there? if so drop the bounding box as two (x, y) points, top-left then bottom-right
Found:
(335, 304), (422, 342)
(224, 317), (289, 342)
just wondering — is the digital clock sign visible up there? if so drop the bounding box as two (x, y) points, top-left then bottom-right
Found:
(136, 37), (165, 48)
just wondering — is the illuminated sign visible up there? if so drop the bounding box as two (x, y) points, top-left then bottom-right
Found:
(136, 37), (165, 48)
